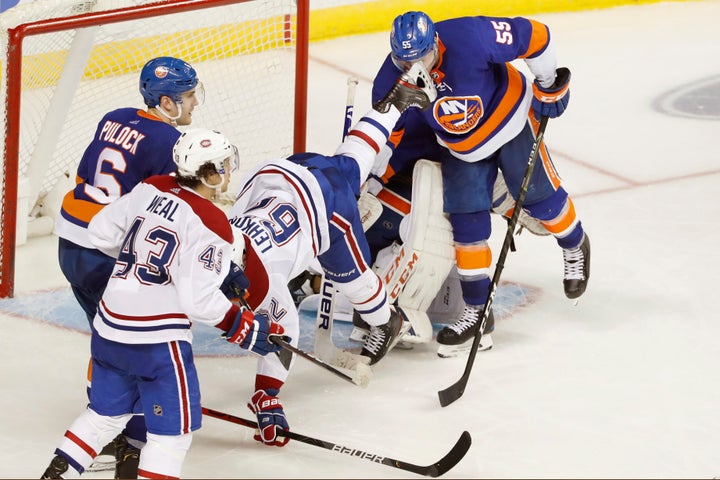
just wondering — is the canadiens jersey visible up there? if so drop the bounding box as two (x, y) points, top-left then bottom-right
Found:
(55, 108), (180, 248)
(372, 16), (557, 165)
(88, 175), (234, 345)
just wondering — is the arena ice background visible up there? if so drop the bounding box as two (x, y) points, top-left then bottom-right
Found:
(1, 1), (719, 477)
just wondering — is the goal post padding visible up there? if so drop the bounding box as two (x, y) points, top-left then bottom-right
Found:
(0, 0), (309, 297)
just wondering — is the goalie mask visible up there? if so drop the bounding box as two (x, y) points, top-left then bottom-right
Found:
(173, 128), (239, 182)
(139, 56), (205, 108)
(390, 11), (438, 71)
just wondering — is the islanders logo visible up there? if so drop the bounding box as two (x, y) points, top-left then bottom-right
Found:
(433, 96), (484, 134)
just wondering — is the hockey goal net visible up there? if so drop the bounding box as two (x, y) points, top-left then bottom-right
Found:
(0, 0), (309, 297)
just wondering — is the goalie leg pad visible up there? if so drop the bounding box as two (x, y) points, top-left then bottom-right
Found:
(396, 160), (455, 324)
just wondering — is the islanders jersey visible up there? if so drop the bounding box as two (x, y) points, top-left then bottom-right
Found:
(87, 175), (234, 345)
(372, 16), (557, 165)
(55, 108), (180, 248)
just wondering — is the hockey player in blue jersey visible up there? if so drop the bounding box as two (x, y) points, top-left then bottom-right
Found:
(53, 56), (204, 475)
(370, 11), (591, 358)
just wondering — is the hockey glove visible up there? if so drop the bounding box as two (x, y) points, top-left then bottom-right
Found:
(373, 62), (437, 114)
(223, 306), (284, 356)
(247, 389), (290, 447)
(220, 261), (250, 299)
(532, 67), (571, 119)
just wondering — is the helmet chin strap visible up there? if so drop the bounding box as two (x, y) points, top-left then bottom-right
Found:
(200, 176), (224, 196)
(155, 102), (183, 122)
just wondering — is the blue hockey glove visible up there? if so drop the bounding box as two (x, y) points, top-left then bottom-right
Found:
(223, 307), (284, 356)
(532, 67), (571, 119)
(247, 389), (290, 447)
(220, 261), (250, 299)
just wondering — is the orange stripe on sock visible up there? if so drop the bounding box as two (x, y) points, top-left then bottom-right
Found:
(455, 243), (492, 271)
(542, 197), (577, 234)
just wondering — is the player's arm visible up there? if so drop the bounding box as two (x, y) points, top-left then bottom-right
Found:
(481, 16), (571, 118)
(335, 62), (436, 185)
(176, 224), (283, 356)
(87, 188), (135, 258)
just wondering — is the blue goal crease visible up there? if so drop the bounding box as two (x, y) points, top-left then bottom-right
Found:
(0, 283), (535, 357)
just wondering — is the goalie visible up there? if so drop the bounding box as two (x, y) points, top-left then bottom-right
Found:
(353, 154), (549, 357)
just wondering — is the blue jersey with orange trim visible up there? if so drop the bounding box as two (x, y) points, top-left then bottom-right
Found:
(54, 108), (180, 248)
(372, 16), (557, 169)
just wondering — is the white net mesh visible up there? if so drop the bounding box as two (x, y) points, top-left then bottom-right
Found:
(0, 0), (306, 295)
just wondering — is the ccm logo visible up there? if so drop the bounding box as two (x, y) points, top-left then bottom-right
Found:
(384, 247), (419, 300)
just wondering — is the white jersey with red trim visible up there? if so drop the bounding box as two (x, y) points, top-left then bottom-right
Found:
(88, 175), (234, 345)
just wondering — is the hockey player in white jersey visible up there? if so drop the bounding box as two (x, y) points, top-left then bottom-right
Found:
(223, 65), (436, 445)
(41, 129), (284, 479)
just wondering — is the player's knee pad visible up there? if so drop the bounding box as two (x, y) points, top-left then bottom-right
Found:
(448, 211), (492, 243)
(138, 432), (193, 479)
(524, 186), (568, 221)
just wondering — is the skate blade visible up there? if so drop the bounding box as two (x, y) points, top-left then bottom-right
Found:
(437, 333), (493, 358)
(86, 456), (116, 473)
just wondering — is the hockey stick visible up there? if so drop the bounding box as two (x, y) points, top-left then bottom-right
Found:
(271, 335), (371, 387)
(438, 116), (550, 407)
(314, 76), (365, 367)
(233, 292), (369, 386)
(202, 406), (471, 478)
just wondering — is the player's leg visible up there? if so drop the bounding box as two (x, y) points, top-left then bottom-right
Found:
(491, 171), (550, 236)
(136, 340), (200, 478)
(42, 334), (137, 479)
(499, 118), (590, 299)
(317, 159), (408, 365)
(57, 239), (147, 474)
(435, 153), (497, 358)
(350, 171), (413, 341)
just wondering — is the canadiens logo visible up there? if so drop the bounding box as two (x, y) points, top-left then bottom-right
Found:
(200, 139), (212, 147)
(154, 66), (169, 79)
(433, 96), (484, 134)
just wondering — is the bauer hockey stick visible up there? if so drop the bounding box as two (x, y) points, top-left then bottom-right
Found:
(202, 406), (471, 478)
(438, 115), (550, 407)
(314, 77), (367, 368)
(234, 292), (370, 386)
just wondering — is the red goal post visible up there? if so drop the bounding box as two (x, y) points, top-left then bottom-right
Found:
(0, 0), (309, 297)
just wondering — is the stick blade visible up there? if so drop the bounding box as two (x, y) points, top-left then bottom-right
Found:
(426, 430), (472, 477)
(437, 378), (467, 407)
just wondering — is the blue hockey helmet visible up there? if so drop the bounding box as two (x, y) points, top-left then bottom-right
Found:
(139, 56), (199, 107)
(390, 11), (437, 64)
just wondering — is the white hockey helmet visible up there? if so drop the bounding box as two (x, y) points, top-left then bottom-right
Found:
(173, 128), (239, 179)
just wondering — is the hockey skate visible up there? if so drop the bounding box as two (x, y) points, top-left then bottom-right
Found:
(114, 434), (141, 479)
(436, 305), (494, 358)
(373, 62), (437, 114)
(360, 307), (410, 365)
(562, 233), (590, 299)
(349, 310), (370, 343)
(42, 455), (69, 479)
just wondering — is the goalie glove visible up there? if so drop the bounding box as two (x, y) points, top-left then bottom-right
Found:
(247, 389), (290, 447)
(373, 62), (437, 114)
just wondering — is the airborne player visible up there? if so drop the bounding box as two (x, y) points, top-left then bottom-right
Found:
(368, 11), (591, 357)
